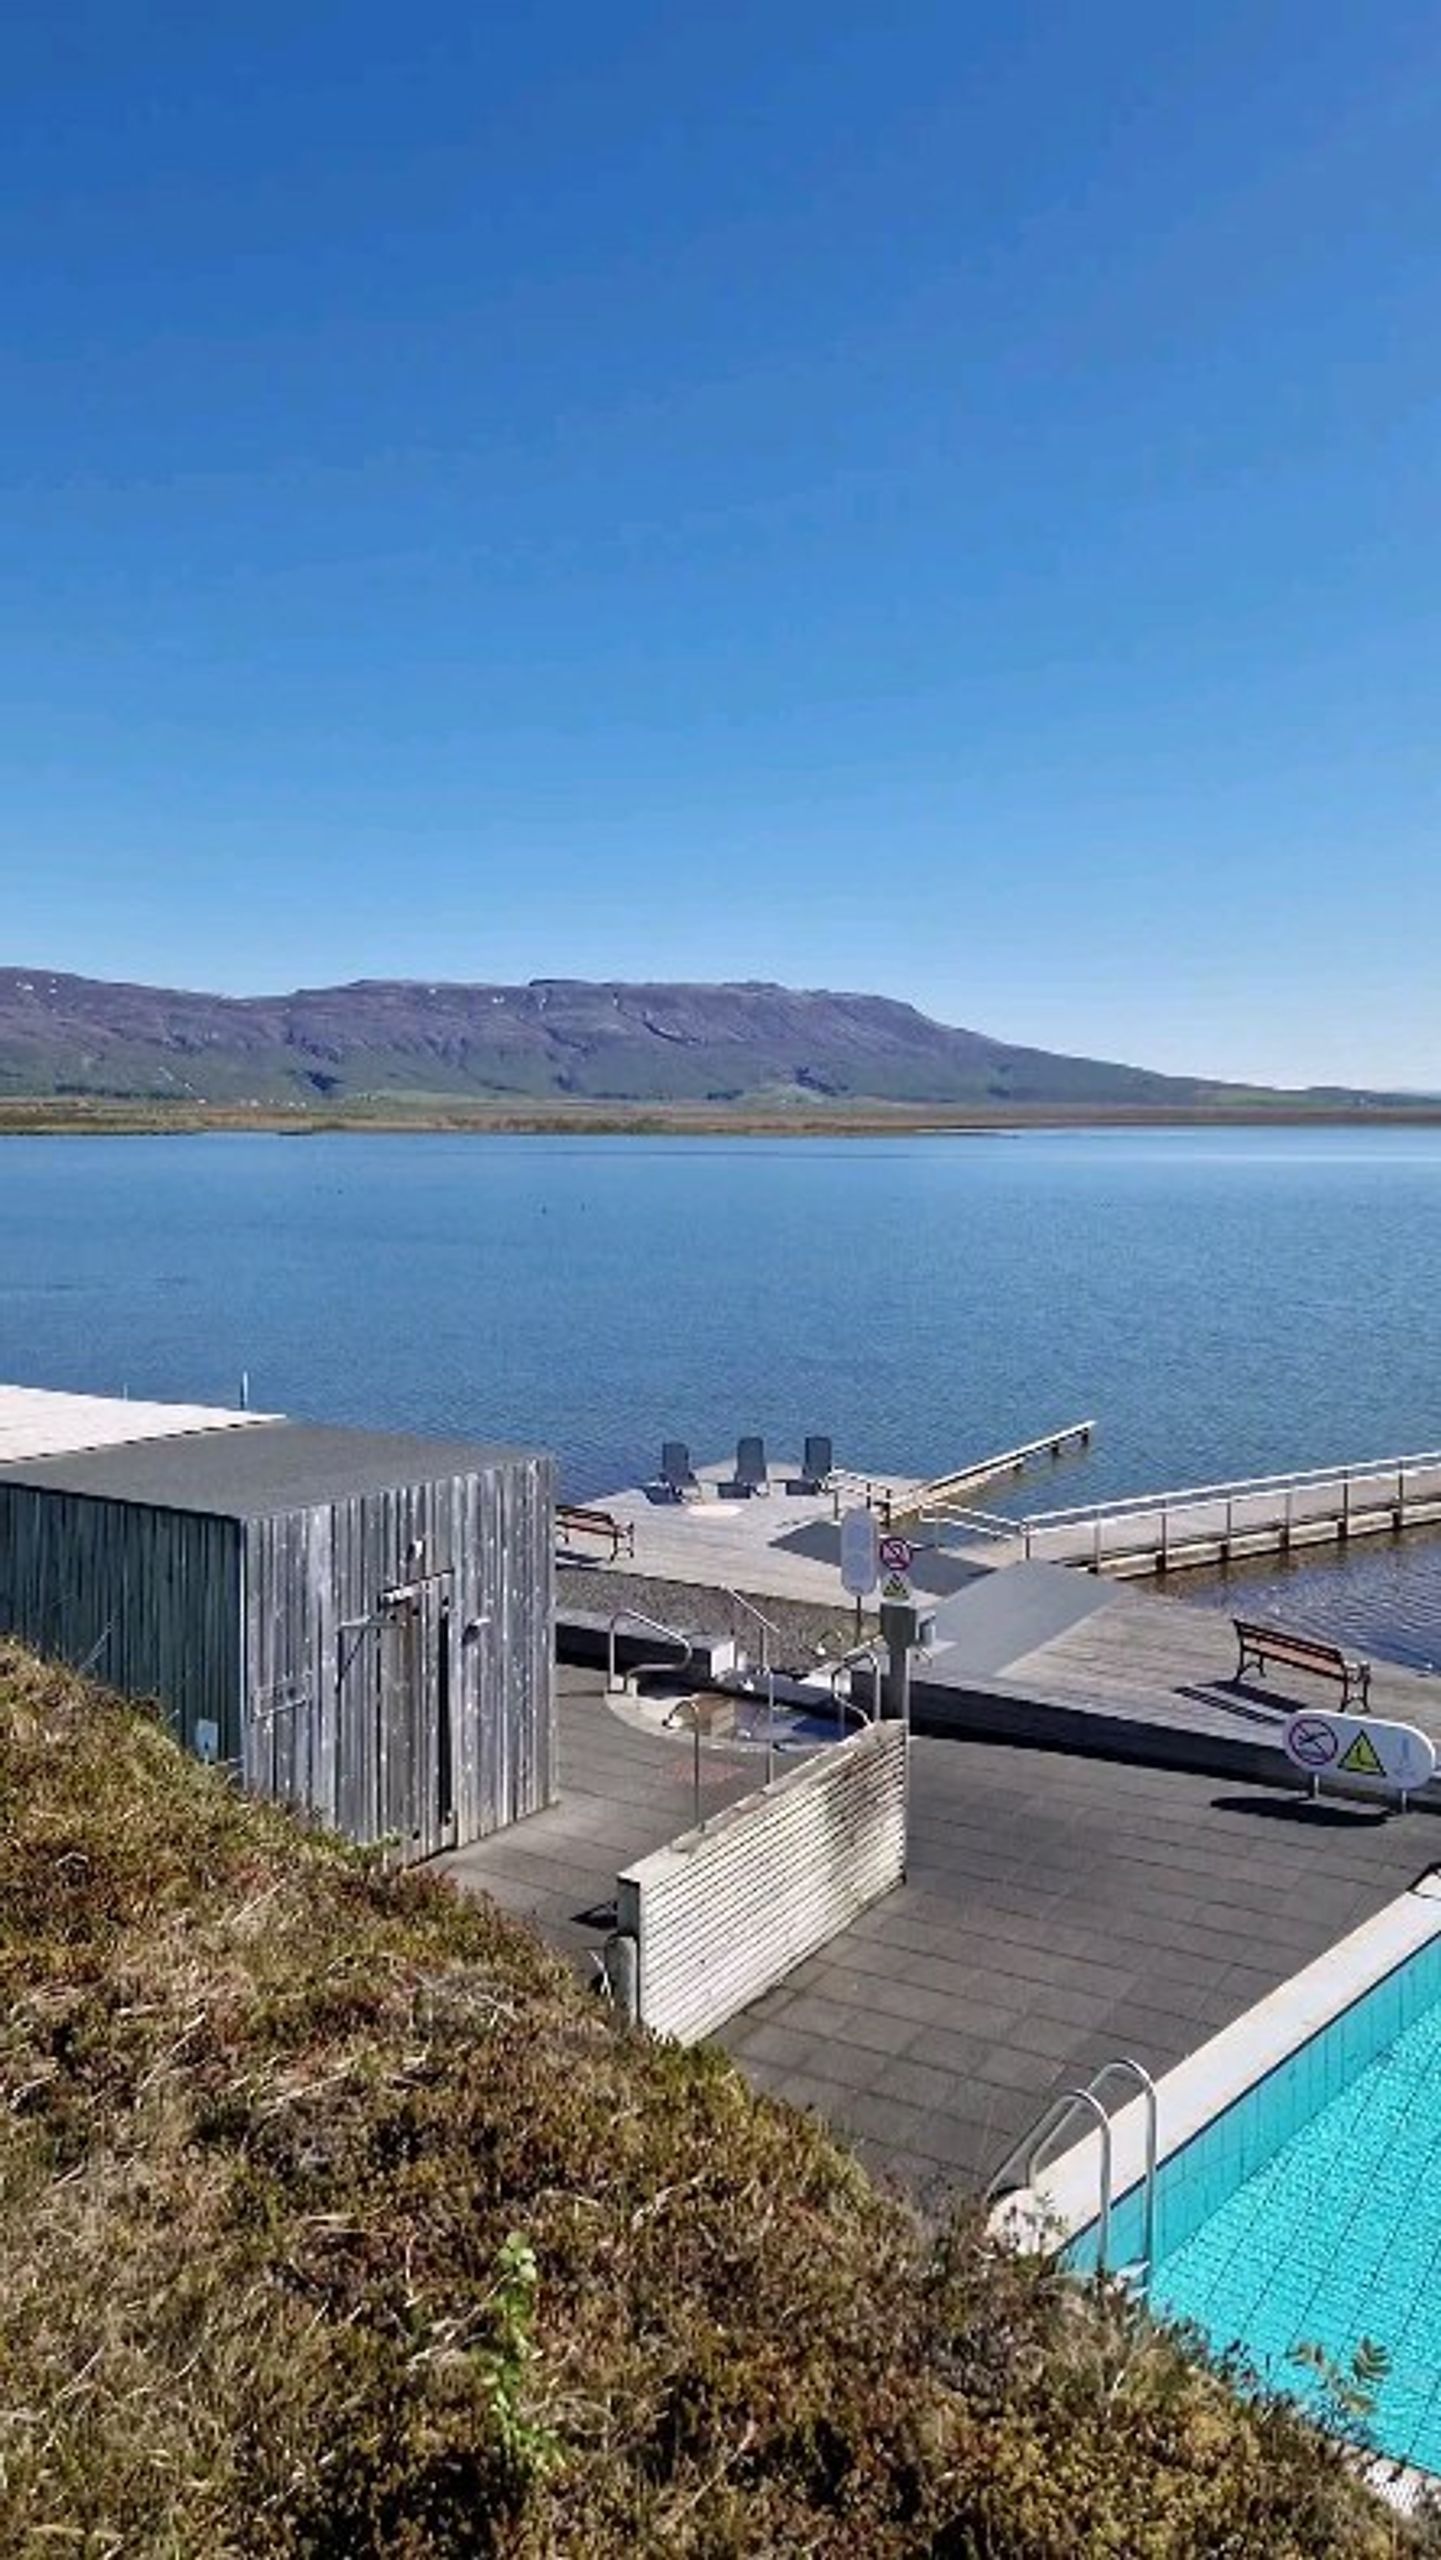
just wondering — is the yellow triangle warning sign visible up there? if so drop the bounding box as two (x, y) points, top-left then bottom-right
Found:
(1339, 1729), (1386, 1778)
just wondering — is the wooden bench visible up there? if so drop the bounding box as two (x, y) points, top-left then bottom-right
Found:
(1234, 1618), (1371, 1713)
(556, 1503), (635, 1563)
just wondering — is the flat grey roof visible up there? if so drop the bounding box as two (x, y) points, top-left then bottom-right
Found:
(0, 1382), (275, 1464)
(0, 1420), (545, 1519)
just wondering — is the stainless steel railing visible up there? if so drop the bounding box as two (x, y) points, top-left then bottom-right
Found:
(988, 2056), (1159, 2293)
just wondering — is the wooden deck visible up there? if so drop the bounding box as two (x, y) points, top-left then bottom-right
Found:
(577, 1428), (1093, 1610)
(574, 1460), (928, 1607)
(912, 1568), (1441, 1798)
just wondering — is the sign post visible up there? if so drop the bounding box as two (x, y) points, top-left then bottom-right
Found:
(878, 1596), (935, 1722)
(840, 1506), (879, 1641)
(1281, 1709), (1436, 1809)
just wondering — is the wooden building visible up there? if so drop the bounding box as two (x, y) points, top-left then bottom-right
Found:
(0, 1409), (554, 1860)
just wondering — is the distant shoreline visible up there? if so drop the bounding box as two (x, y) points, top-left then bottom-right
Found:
(4, 1098), (1441, 1138)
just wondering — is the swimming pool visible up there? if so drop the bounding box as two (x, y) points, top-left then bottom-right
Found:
(1016, 1890), (1441, 2479)
(1150, 1943), (1441, 2472)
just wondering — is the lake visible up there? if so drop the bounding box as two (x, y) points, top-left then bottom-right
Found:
(5, 1124), (1441, 1659)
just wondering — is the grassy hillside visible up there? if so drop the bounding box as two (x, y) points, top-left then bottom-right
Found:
(0, 967), (1398, 1113)
(0, 1639), (1428, 2555)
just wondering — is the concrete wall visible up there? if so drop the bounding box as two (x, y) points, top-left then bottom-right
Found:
(616, 1721), (907, 2044)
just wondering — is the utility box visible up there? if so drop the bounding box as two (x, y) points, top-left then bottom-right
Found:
(0, 1414), (554, 1861)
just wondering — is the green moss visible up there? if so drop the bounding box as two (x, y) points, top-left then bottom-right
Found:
(0, 1639), (1431, 2554)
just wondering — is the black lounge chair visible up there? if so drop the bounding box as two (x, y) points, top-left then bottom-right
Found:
(786, 1434), (834, 1496)
(722, 1435), (770, 1498)
(659, 1440), (701, 1502)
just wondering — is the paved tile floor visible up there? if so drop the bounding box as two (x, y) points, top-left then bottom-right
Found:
(441, 1667), (763, 1963)
(446, 1668), (1439, 2208)
(721, 1743), (1437, 2202)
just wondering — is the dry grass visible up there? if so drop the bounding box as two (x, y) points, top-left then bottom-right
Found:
(6, 1095), (1441, 1137)
(0, 1638), (1431, 2555)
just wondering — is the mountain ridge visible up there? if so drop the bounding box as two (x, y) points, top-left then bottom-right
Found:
(0, 967), (1393, 1110)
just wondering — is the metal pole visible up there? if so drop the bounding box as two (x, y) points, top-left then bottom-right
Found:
(694, 1711), (702, 1833)
(606, 1933), (639, 2024)
(879, 1599), (917, 1723)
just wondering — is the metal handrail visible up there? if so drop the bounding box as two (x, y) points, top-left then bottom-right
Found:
(987, 2053), (1159, 2292)
(918, 1503), (1017, 1537)
(905, 1420), (1096, 1513)
(1020, 1447), (1441, 1535)
(655, 1692), (725, 1835)
(1085, 2057), (1158, 2285)
(827, 1641), (883, 1738)
(722, 1586), (783, 1662)
(991, 2089), (1115, 2274)
(827, 1468), (906, 1519)
(721, 1588), (784, 1781)
(606, 1608), (695, 1696)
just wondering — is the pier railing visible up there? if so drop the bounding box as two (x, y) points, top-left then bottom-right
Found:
(1016, 1449), (1441, 1573)
(830, 1419), (1095, 1526)
(909, 1420), (1094, 1519)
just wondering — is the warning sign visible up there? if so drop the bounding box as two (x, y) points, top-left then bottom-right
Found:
(882, 1573), (911, 1600)
(1288, 1716), (1340, 1769)
(1282, 1709), (1436, 1798)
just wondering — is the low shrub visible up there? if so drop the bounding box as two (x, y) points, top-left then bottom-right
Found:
(0, 1640), (1430, 2555)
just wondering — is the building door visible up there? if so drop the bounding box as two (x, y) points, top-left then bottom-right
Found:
(376, 1569), (455, 1861)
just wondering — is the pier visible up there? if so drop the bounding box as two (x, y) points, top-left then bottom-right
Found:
(892, 1420), (1094, 1522)
(575, 1433), (1441, 1603)
(572, 1425), (1095, 1610)
(900, 1561), (1441, 1799)
(561, 1429), (1441, 1813)
(1005, 1450), (1441, 1576)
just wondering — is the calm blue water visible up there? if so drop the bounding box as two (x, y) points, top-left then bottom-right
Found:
(5, 1125), (1441, 1604)
(5, 1124), (1441, 1489)
(1152, 1991), (1441, 2474)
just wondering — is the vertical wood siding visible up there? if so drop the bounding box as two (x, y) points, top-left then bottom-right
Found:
(0, 1488), (243, 1754)
(0, 1449), (554, 1864)
(243, 1450), (556, 1858)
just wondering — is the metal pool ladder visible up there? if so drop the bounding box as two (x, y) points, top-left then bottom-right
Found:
(987, 2056), (1159, 2295)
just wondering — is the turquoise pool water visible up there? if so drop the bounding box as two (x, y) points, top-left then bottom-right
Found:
(1145, 1934), (1441, 2473)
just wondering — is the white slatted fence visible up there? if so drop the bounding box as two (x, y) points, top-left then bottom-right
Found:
(616, 1721), (907, 2044)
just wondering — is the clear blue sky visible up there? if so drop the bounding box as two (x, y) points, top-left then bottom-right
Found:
(6, 2), (1440, 1087)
